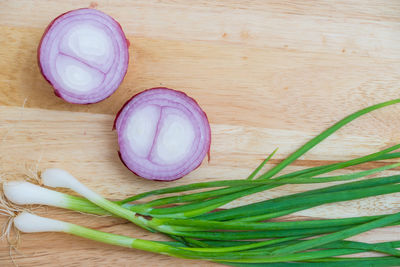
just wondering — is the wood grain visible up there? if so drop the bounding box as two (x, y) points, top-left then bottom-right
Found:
(1, 0), (400, 266)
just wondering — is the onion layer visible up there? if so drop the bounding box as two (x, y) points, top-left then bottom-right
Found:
(38, 8), (129, 104)
(114, 88), (211, 181)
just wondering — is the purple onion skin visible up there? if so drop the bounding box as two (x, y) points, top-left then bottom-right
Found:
(114, 88), (211, 181)
(38, 8), (130, 104)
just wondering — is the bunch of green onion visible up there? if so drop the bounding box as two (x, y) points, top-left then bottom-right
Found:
(3, 99), (400, 266)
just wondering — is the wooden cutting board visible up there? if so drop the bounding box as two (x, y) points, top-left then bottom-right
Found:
(1, 0), (400, 266)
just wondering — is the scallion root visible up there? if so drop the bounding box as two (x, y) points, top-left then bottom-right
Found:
(0, 191), (22, 247)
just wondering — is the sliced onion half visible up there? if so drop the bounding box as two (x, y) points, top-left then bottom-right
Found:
(114, 88), (211, 181)
(38, 8), (129, 104)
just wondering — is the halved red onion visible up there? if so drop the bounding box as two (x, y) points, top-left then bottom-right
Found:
(114, 88), (211, 181)
(38, 8), (129, 104)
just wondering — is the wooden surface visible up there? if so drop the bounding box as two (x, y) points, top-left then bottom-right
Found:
(1, 0), (400, 266)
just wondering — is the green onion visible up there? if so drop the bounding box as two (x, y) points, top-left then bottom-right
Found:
(10, 212), (369, 262)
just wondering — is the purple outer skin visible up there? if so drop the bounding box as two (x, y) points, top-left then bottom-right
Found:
(37, 8), (130, 104)
(114, 87), (212, 181)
